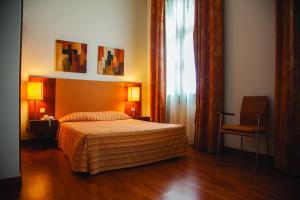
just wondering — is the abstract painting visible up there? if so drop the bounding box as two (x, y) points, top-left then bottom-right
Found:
(56, 40), (87, 73)
(97, 46), (124, 76)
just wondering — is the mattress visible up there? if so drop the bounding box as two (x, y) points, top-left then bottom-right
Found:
(57, 118), (188, 174)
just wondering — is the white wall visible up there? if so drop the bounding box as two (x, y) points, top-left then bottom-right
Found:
(224, 0), (276, 154)
(21, 0), (149, 139)
(0, 0), (21, 179)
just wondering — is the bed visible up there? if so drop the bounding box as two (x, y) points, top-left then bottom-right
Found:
(57, 111), (188, 174)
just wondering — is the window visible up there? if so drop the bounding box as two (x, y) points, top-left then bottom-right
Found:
(166, 0), (195, 95)
(165, 0), (196, 144)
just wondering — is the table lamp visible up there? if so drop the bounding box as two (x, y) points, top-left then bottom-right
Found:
(27, 82), (43, 119)
(127, 87), (140, 117)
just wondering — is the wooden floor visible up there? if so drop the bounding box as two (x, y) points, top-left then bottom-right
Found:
(14, 146), (300, 200)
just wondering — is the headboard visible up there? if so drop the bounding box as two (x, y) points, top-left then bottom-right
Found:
(28, 76), (141, 119)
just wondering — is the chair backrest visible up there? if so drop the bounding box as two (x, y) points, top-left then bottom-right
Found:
(240, 96), (268, 126)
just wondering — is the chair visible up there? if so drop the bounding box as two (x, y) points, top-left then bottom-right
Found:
(217, 96), (270, 173)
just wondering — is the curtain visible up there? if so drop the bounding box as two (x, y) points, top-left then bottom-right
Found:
(165, 0), (196, 144)
(150, 0), (167, 123)
(193, 0), (224, 153)
(274, 0), (300, 175)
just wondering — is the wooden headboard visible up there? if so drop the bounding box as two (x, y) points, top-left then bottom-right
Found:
(28, 76), (141, 119)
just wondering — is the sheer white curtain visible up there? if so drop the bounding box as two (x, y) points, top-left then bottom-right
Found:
(165, 0), (196, 144)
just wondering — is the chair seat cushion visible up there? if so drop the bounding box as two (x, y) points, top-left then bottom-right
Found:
(222, 124), (265, 133)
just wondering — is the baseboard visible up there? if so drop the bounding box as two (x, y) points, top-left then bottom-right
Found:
(0, 176), (22, 198)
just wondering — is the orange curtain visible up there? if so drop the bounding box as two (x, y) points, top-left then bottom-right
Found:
(193, 0), (224, 153)
(274, 0), (300, 175)
(150, 0), (166, 123)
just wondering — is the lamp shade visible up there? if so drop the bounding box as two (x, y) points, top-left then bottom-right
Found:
(128, 87), (140, 102)
(27, 82), (43, 100)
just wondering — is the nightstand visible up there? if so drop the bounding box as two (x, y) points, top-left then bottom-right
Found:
(27, 119), (59, 145)
(133, 116), (151, 122)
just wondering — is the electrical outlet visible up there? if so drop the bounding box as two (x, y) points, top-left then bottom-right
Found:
(40, 107), (46, 113)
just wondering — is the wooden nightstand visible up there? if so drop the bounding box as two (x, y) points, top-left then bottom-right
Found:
(27, 119), (59, 145)
(133, 116), (151, 122)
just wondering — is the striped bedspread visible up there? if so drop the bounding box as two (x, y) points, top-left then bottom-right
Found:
(57, 119), (188, 174)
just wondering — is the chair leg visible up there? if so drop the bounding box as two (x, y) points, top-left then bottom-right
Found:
(255, 134), (260, 174)
(217, 130), (221, 160)
(265, 134), (270, 157)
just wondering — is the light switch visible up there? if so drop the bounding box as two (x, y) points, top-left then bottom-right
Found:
(40, 107), (46, 113)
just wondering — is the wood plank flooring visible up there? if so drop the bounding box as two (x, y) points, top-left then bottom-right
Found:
(14, 146), (300, 200)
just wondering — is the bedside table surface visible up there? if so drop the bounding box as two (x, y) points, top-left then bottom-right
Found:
(29, 119), (58, 122)
(133, 116), (151, 121)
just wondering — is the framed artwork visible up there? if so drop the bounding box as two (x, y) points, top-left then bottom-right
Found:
(56, 40), (87, 73)
(97, 46), (124, 76)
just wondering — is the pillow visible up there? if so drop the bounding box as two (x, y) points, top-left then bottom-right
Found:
(59, 111), (131, 123)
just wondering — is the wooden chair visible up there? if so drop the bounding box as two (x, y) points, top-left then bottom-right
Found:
(217, 96), (270, 173)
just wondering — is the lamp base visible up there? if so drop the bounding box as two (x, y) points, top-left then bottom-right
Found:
(131, 107), (136, 117)
(34, 100), (37, 120)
